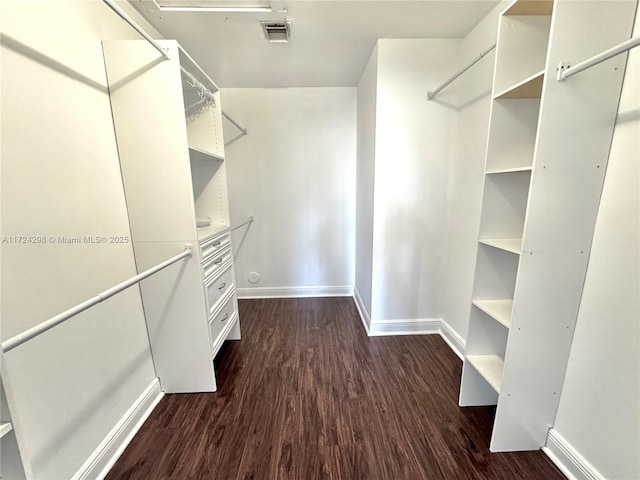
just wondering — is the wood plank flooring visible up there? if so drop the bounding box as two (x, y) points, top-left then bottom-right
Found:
(107, 297), (565, 480)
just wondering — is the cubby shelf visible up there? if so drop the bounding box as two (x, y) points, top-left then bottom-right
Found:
(472, 300), (513, 329)
(485, 166), (533, 175)
(494, 70), (544, 99)
(0, 421), (13, 439)
(467, 355), (504, 393)
(189, 147), (224, 163)
(478, 238), (522, 254)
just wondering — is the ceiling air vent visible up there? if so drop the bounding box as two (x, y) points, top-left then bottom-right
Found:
(261, 21), (291, 43)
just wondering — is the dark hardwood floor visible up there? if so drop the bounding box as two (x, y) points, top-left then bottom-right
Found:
(107, 297), (564, 480)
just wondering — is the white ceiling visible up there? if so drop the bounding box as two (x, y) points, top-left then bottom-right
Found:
(131, 0), (500, 87)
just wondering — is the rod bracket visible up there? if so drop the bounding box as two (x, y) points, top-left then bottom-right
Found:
(557, 61), (571, 81)
(184, 244), (193, 255)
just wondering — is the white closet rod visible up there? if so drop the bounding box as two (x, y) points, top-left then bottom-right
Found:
(222, 111), (248, 135)
(230, 216), (254, 232)
(427, 43), (496, 100)
(177, 45), (219, 93)
(102, 0), (169, 60)
(1, 246), (193, 354)
(181, 67), (216, 108)
(558, 36), (640, 81)
(101, 1), (220, 111)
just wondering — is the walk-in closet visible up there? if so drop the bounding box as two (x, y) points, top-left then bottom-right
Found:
(1, 0), (638, 479)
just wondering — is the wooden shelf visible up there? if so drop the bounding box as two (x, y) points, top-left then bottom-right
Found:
(486, 166), (533, 175)
(494, 71), (544, 99)
(189, 147), (224, 163)
(472, 300), (513, 328)
(467, 355), (504, 393)
(478, 238), (522, 254)
(0, 422), (13, 439)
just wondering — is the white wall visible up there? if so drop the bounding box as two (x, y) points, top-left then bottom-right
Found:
(221, 88), (356, 296)
(355, 45), (378, 319)
(0, 1), (162, 478)
(551, 10), (639, 479)
(439, 2), (506, 343)
(371, 39), (459, 321)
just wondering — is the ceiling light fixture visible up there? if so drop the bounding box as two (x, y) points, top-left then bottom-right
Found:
(158, 6), (272, 12)
(153, 1), (272, 12)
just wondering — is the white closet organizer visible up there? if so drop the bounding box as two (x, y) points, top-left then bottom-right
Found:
(102, 40), (240, 393)
(1, 378), (27, 479)
(459, 0), (636, 451)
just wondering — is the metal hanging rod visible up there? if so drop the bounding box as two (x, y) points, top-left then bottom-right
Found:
(177, 45), (219, 93)
(222, 111), (248, 135)
(102, 0), (169, 60)
(181, 67), (216, 109)
(427, 43), (496, 100)
(1, 245), (193, 354)
(558, 36), (640, 81)
(230, 216), (254, 232)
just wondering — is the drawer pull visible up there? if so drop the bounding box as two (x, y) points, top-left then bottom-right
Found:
(220, 313), (229, 323)
(214, 258), (223, 265)
(218, 282), (227, 291)
(213, 241), (221, 247)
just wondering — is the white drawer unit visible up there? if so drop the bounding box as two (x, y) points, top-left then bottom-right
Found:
(208, 290), (238, 357)
(202, 244), (232, 281)
(205, 263), (234, 316)
(102, 39), (241, 396)
(199, 232), (231, 263)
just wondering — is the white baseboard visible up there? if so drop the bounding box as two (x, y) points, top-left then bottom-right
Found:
(439, 320), (466, 360)
(236, 285), (353, 299)
(369, 318), (441, 336)
(351, 294), (467, 354)
(352, 292), (441, 337)
(543, 429), (604, 480)
(353, 287), (371, 334)
(73, 378), (164, 480)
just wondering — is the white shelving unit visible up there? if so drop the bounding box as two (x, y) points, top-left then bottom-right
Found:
(460, 0), (636, 452)
(1, 377), (27, 479)
(102, 40), (240, 393)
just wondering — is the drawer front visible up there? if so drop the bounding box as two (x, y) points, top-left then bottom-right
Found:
(209, 294), (237, 349)
(205, 265), (234, 315)
(199, 233), (231, 263)
(202, 245), (232, 281)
